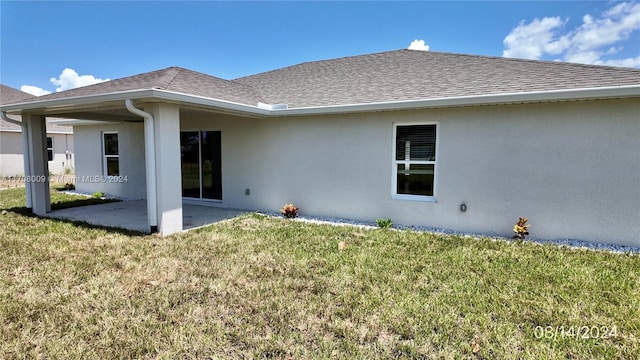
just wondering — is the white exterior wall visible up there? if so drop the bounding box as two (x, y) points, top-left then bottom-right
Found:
(0, 131), (73, 176)
(73, 123), (146, 199)
(147, 103), (183, 236)
(182, 98), (639, 247)
(77, 98), (638, 246)
(0, 132), (23, 176)
(49, 133), (74, 174)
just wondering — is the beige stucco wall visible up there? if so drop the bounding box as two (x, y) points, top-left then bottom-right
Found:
(50, 133), (74, 174)
(73, 122), (146, 199)
(0, 131), (73, 176)
(76, 98), (639, 246)
(0, 132), (23, 176)
(183, 98), (639, 247)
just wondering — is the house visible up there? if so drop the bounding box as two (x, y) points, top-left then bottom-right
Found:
(1, 50), (639, 247)
(0, 85), (74, 177)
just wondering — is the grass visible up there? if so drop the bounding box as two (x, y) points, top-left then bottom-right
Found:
(1, 185), (119, 215)
(0, 188), (638, 359)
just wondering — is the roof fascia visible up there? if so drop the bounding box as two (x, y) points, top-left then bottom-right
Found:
(1, 85), (638, 118)
(274, 85), (640, 116)
(0, 89), (157, 112)
(0, 89), (272, 117)
(151, 90), (271, 116)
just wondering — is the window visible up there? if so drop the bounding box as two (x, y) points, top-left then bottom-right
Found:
(46, 137), (53, 162)
(393, 123), (437, 200)
(103, 132), (119, 176)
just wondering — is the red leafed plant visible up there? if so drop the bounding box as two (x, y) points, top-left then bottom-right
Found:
(280, 203), (299, 218)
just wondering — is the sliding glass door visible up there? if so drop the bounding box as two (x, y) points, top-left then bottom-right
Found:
(180, 131), (222, 200)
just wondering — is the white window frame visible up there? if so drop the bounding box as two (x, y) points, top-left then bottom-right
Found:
(102, 132), (119, 177)
(46, 136), (54, 162)
(391, 122), (439, 202)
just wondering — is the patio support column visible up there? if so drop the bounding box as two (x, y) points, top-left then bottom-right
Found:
(23, 113), (50, 215)
(145, 103), (182, 236)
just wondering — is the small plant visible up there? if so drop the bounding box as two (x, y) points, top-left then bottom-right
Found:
(92, 191), (104, 199)
(512, 217), (530, 240)
(63, 183), (75, 190)
(280, 203), (299, 218)
(376, 218), (393, 229)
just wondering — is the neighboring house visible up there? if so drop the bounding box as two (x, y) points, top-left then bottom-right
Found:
(0, 85), (74, 176)
(1, 50), (639, 247)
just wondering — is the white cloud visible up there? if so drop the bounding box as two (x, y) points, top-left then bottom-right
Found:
(503, 1), (640, 67)
(20, 68), (109, 96)
(408, 39), (430, 51)
(502, 17), (570, 59)
(20, 85), (52, 96)
(50, 68), (109, 92)
(597, 55), (640, 67)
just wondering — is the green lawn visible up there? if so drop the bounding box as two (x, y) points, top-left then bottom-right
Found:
(0, 188), (638, 359)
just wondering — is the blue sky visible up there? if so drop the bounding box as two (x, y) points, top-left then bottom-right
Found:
(1, 1), (639, 95)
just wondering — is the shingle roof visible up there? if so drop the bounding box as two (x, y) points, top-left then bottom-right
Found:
(0, 85), (72, 133)
(1, 84), (35, 104)
(5, 50), (640, 111)
(18, 67), (264, 106)
(234, 49), (640, 108)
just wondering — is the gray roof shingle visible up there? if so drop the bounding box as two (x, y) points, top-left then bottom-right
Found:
(17, 67), (264, 106)
(1, 84), (35, 104)
(0, 85), (72, 133)
(5, 50), (640, 111)
(234, 49), (640, 108)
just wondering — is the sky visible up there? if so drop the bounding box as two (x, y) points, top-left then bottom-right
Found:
(1, 1), (639, 96)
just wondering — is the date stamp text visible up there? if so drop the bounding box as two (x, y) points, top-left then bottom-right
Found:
(534, 325), (618, 340)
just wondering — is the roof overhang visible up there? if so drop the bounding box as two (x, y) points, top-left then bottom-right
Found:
(2, 85), (639, 120)
(0, 89), (272, 121)
(277, 84), (640, 116)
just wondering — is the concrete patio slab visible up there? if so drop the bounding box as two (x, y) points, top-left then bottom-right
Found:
(45, 200), (247, 233)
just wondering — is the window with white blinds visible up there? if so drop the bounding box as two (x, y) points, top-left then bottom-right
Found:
(393, 123), (437, 200)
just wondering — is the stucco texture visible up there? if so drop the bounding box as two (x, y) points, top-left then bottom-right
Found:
(77, 98), (639, 246)
(73, 122), (146, 199)
(0, 132), (73, 176)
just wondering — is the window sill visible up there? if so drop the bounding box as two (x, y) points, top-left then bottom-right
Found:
(392, 194), (437, 202)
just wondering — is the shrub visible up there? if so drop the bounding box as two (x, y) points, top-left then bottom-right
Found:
(280, 203), (299, 218)
(376, 218), (393, 229)
(512, 217), (530, 240)
(92, 192), (104, 199)
(63, 183), (75, 190)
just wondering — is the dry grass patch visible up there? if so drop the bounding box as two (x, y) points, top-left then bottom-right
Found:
(0, 188), (639, 359)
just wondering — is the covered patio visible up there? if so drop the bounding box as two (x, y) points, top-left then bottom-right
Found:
(44, 200), (247, 233)
(0, 71), (271, 236)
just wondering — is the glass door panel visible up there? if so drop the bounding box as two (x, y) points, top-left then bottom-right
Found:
(201, 131), (222, 200)
(180, 131), (201, 198)
(180, 130), (222, 200)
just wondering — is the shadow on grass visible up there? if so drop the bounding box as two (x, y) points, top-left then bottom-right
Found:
(5, 202), (148, 237)
(51, 197), (121, 210)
